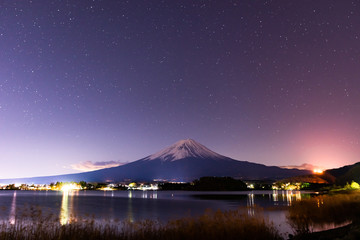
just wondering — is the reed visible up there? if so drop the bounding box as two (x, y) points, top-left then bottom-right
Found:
(0, 207), (282, 240)
(287, 190), (360, 235)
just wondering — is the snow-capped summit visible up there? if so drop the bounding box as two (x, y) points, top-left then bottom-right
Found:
(145, 139), (225, 161)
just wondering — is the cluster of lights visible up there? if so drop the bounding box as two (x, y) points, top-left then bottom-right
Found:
(127, 183), (159, 190)
(313, 169), (324, 174)
(61, 183), (81, 191)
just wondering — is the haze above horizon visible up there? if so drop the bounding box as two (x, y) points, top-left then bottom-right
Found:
(1, 1), (360, 178)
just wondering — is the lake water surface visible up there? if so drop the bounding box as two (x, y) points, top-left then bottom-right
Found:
(0, 190), (313, 236)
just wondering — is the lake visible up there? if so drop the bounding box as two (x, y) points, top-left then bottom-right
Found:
(0, 190), (313, 236)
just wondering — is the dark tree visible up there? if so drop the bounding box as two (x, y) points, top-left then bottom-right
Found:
(191, 177), (247, 191)
(159, 182), (191, 190)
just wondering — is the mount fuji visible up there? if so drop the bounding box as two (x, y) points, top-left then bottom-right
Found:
(0, 139), (310, 184)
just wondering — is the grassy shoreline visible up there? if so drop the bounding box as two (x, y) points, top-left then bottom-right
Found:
(290, 222), (360, 240)
(288, 190), (360, 239)
(1, 190), (359, 239)
(0, 208), (282, 240)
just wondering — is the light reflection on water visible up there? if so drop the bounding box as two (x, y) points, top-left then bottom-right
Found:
(9, 191), (16, 224)
(245, 190), (303, 215)
(127, 191), (134, 222)
(272, 190), (278, 203)
(0, 190), (314, 236)
(57, 190), (307, 225)
(60, 190), (69, 225)
(60, 190), (76, 225)
(269, 190), (303, 206)
(245, 190), (305, 236)
(247, 193), (255, 216)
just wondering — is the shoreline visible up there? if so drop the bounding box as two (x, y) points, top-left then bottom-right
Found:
(291, 222), (360, 240)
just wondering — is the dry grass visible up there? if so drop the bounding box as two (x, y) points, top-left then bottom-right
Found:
(0, 207), (283, 240)
(287, 190), (360, 235)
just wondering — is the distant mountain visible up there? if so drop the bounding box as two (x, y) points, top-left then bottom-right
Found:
(279, 163), (322, 171)
(0, 139), (311, 184)
(276, 174), (336, 185)
(325, 162), (360, 185)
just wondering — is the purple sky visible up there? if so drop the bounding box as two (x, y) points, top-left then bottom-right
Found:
(1, 0), (360, 178)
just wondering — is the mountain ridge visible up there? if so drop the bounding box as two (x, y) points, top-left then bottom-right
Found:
(325, 162), (360, 185)
(0, 139), (311, 184)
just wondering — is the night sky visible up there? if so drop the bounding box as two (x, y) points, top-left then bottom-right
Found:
(1, 0), (360, 178)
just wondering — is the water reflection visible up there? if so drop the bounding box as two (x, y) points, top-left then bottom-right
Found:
(295, 191), (301, 201)
(270, 190), (303, 206)
(286, 191), (293, 205)
(126, 190), (158, 199)
(247, 193), (255, 216)
(272, 190), (278, 204)
(127, 191), (134, 222)
(60, 190), (74, 225)
(60, 191), (69, 225)
(125, 190), (159, 222)
(9, 191), (16, 224)
(152, 191), (157, 199)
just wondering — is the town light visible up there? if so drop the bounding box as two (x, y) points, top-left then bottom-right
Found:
(61, 183), (81, 191)
(313, 169), (323, 174)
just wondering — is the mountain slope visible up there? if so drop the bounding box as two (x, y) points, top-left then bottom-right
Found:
(325, 162), (360, 185)
(0, 139), (311, 184)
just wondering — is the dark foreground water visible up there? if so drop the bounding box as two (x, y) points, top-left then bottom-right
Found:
(0, 190), (312, 236)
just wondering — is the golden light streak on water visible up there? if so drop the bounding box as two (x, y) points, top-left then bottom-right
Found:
(127, 191), (134, 222)
(9, 191), (16, 224)
(295, 191), (302, 201)
(286, 191), (292, 206)
(60, 190), (69, 225)
(272, 190), (279, 204)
